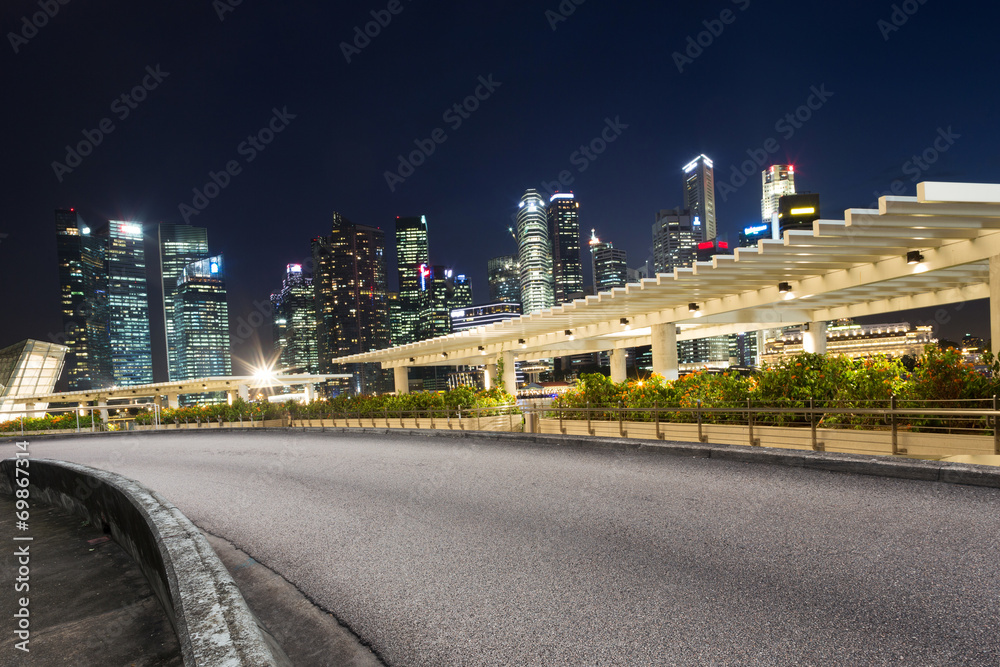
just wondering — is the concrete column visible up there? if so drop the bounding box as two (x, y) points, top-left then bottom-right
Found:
(651, 323), (679, 381)
(238, 384), (249, 401)
(803, 321), (828, 354)
(304, 384), (315, 403)
(501, 350), (517, 394)
(992, 255), (1000, 357)
(484, 363), (498, 391)
(394, 366), (410, 395)
(756, 330), (766, 368)
(166, 394), (180, 409)
(154, 395), (164, 409)
(226, 391), (235, 405)
(610, 349), (627, 383)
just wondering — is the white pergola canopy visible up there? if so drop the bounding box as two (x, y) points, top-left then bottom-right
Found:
(334, 181), (1000, 380)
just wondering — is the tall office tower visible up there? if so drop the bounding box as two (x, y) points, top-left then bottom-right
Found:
(55, 209), (112, 390)
(516, 189), (555, 314)
(270, 264), (319, 374)
(589, 230), (629, 292)
(487, 255), (521, 303)
(174, 255), (232, 382)
(683, 154), (717, 241)
(387, 292), (402, 345)
(159, 224), (209, 381)
(394, 215), (430, 345)
(652, 208), (699, 273)
(312, 212), (391, 395)
(547, 193), (584, 303)
(777, 193), (820, 234)
(106, 221), (154, 386)
(761, 165), (796, 225)
(417, 267), (473, 340)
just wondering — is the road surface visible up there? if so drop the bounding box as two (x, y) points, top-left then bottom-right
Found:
(5, 431), (1000, 666)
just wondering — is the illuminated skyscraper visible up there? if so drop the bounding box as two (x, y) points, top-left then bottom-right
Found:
(487, 255), (520, 304)
(174, 255), (231, 381)
(106, 221), (153, 386)
(158, 224), (209, 381)
(761, 165), (796, 225)
(312, 212), (391, 395)
(589, 230), (628, 292)
(417, 266), (472, 340)
(516, 189), (555, 314)
(652, 208), (699, 273)
(683, 154), (716, 241)
(55, 209), (111, 390)
(548, 193), (584, 303)
(394, 215), (430, 345)
(270, 264), (319, 374)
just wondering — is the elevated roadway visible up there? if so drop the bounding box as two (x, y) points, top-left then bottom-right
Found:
(7, 431), (1000, 666)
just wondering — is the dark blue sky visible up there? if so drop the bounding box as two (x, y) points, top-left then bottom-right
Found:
(2, 0), (997, 376)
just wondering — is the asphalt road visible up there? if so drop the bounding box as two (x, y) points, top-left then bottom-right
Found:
(6, 431), (1000, 666)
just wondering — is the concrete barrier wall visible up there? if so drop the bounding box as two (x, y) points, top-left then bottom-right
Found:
(0, 459), (291, 667)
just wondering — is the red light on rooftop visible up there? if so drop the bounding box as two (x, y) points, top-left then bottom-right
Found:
(718, 241), (729, 249)
(698, 241), (714, 250)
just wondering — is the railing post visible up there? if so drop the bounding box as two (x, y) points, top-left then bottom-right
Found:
(76, 409), (80, 433)
(618, 401), (624, 437)
(697, 399), (706, 443)
(890, 394), (898, 455)
(559, 401), (564, 434)
(809, 398), (823, 451)
(586, 402), (593, 436)
(655, 401), (663, 440)
(748, 398), (759, 446)
(993, 395), (999, 455)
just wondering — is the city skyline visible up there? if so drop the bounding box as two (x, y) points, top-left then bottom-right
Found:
(2, 2), (995, 371)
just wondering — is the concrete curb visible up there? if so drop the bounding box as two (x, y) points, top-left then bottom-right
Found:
(4, 426), (1000, 489)
(0, 458), (292, 667)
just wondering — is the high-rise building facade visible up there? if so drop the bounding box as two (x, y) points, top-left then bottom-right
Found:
(777, 193), (821, 234)
(106, 221), (153, 386)
(589, 230), (628, 292)
(548, 193), (584, 303)
(516, 189), (555, 314)
(174, 255), (232, 381)
(394, 215), (430, 346)
(55, 209), (111, 390)
(270, 264), (319, 374)
(652, 208), (699, 273)
(683, 155), (716, 241)
(417, 267), (473, 340)
(158, 224), (209, 381)
(450, 303), (522, 332)
(761, 165), (796, 224)
(312, 212), (392, 395)
(487, 255), (520, 304)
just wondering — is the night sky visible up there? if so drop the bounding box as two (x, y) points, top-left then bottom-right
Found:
(2, 0), (998, 378)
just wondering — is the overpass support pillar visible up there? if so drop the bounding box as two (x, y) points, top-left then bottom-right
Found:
(501, 351), (517, 395)
(610, 349), (627, 383)
(166, 394), (180, 409)
(394, 366), (410, 395)
(238, 384), (249, 402)
(304, 384), (315, 403)
(991, 255), (1000, 357)
(803, 321), (828, 354)
(651, 323), (679, 381)
(484, 363), (498, 391)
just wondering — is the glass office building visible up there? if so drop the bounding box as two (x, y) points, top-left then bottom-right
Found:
(548, 193), (584, 303)
(516, 189), (555, 314)
(174, 255), (232, 381)
(271, 264), (319, 374)
(159, 224), (209, 381)
(107, 221), (153, 386)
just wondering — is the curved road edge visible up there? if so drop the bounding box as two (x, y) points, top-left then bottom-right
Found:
(0, 457), (292, 667)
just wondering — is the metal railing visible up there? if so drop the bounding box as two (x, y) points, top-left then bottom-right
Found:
(525, 397), (1000, 455)
(0, 403), (161, 436)
(288, 404), (523, 432)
